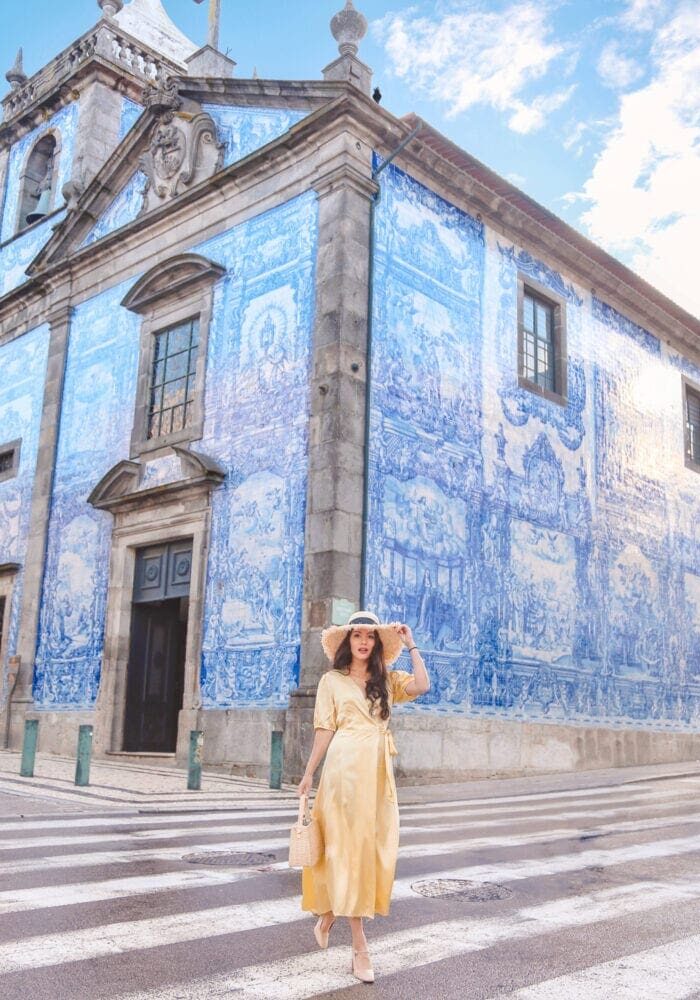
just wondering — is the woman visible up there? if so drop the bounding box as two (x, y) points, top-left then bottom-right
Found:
(297, 610), (430, 983)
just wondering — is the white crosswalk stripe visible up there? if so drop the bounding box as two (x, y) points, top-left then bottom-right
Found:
(499, 934), (700, 999)
(1, 773), (700, 998)
(111, 881), (700, 1000)
(2, 808), (700, 886)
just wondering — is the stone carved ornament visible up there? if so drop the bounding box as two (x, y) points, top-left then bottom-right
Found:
(138, 79), (224, 213)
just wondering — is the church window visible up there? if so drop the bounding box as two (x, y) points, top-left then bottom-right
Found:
(121, 254), (225, 457)
(147, 318), (200, 440)
(0, 439), (21, 483)
(684, 379), (700, 470)
(17, 133), (58, 232)
(517, 276), (567, 405)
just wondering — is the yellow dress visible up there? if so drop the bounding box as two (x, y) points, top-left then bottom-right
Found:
(301, 667), (419, 919)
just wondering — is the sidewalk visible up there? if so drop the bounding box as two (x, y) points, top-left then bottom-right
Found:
(0, 750), (298, 811)
(1, 748), (698, 813)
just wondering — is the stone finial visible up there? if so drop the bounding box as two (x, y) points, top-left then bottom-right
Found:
(141, 77), (182, 115)
(97, 0), (125, 16)
(330, 0), (368, 56)
(5, 49), (28, 91)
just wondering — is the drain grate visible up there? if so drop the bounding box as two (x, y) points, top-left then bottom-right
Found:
(184, 851), (277, 867)
(411, 878), (512, 902)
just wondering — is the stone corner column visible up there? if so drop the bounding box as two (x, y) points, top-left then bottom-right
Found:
(283, 157), (377, 783)
(8, 302), (71, 747)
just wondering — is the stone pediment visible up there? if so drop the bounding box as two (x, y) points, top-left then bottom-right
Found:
(88, 446), (225, 512)
(27, 79), (225, 272)
(26, 78), (338, 276)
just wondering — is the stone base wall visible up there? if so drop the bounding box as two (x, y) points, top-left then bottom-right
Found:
(198, 706), (288, 779)
(390, 711), (700, 782)
(8, 698), (699, 783)
(10, 707), (96, 757)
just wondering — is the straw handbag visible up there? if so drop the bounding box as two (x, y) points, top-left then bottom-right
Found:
(288, 793), (323, 868)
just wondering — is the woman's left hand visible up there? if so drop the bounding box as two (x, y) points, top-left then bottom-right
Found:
(393, 622), (415, 649)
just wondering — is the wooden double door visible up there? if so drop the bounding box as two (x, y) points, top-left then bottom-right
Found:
(123, 541), (192, 753)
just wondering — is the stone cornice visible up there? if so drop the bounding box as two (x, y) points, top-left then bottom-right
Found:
(0, 95), (372, 331)
(390, 114), (700, 358)
(313, 163), (378, 201)
(0, 84), (697, 363)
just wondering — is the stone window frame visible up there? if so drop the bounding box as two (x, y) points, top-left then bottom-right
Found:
(683, 375), (700, 473)
(0, 439), (21, 484)
(0, 565), (19, 667)
(15, 129), (62, 235)
(122, 254), (226, 459)
(517, 273), (568, 407)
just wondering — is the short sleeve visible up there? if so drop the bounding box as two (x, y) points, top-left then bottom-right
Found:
(313, 673), (337, 730)
(390, 669), (419, 704)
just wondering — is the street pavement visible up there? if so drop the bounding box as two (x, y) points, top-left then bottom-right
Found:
(0, 751), (700, 998)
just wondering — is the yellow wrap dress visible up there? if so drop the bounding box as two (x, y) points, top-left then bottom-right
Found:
(301, 667), (419, 919)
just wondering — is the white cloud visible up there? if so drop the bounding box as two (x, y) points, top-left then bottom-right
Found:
(620, 0), (667, 32)
(575, 3), (700, 317)
(597, 40), (644, 89)
(374, 1), (574, 133)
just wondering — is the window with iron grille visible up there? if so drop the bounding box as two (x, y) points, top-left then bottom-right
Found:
(517, 278), (567, 404)
(522, 292), (555, 392)
(686, 383), (700, 467)
(0, 440), (20, 483)
(147, 318), (199, 440)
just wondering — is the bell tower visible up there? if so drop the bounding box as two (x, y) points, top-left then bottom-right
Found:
(0, 0), (199, 237)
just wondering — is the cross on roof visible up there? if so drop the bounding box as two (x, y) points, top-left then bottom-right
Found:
(193, 0), (221, 51)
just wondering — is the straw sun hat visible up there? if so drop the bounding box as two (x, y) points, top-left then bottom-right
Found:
(320, 611), (405, 666)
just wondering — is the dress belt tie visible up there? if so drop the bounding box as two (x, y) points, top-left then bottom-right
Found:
(383, 729), (399, 802)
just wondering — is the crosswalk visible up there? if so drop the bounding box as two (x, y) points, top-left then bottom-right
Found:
(1, 772), (700, 997)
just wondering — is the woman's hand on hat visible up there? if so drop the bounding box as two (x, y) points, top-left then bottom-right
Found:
(393, 622), (415, 649)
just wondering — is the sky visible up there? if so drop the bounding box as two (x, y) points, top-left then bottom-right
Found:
(1, 0), (698, 319)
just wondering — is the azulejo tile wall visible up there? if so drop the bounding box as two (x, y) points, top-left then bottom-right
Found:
(81, 172), (148, 247)
(196, 192), (318, 707)
(33, 286), (141, 708)
(33, 192), (317, 710)
(366, 162), (700, 732)
(202, 105), (306, 168)
(0, 102), (78, 244)
(0, 325), (50, 705)
(0, 211), (67, 296)
(119, 97), (143, 141)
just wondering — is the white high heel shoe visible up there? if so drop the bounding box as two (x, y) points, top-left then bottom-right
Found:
(352, 948), (375, 983)
(313, 914), (335, 949)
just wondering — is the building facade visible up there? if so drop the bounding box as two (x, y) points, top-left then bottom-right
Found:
(1, 0), (699, 781)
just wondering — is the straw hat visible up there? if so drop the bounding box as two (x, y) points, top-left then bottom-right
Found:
(320, 611), (405, 666)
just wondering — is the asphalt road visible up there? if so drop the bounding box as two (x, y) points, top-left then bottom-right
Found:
(1, 772), (700, 998)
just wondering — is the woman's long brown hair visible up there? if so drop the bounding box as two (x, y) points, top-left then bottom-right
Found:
(332, 630), (390, 720)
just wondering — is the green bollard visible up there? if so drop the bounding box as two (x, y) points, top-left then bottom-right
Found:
(187, 730), (203, 791)
(75, 725), (93, 787)
(20, 719), (39, 778)
(270, 730), (283, 789)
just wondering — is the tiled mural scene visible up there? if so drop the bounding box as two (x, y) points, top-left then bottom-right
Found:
(367, 163), (700, 733)
(0, 0), (698, 779)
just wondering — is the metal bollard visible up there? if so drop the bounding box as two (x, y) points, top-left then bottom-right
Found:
(20, 719), (39, 777)
(75, 725), (93, 786)
(187, 730), (203, 790)
(269, 730), (283, 789)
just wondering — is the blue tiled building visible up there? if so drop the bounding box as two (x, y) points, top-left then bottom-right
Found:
(0, 0), (698, 780)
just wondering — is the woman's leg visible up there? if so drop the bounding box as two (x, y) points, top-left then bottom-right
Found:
(320, 910), (335, 932)
(348, 916), (368, 951)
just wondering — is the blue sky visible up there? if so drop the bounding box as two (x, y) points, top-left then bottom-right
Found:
(2, 0), (698, 317)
